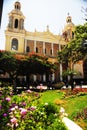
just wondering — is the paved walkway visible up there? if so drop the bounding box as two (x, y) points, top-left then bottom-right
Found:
(62, 117), (83, 130)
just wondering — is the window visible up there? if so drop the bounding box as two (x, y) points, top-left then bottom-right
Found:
(45, 48), (46, 54)
(36, 47), (38, 53)
(17, 5), (19, 9)
(11, 38), (18, 50)
(26, 46), (30, 52)
(14, 19), (18, 28)
(50, 49), (52, 55)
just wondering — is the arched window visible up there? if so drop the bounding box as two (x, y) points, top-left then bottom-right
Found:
(14, 19), (18, 28)
(26, 46), (30, 52)
(36, 47), (38, 53)
(50, 49), (52, 55)
(11, 38), (18, 50)
(17, 5), (19, 9)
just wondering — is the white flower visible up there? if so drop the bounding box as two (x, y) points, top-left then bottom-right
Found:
(10, 107), (15, 111)
(45, 102), (48, 106)
(60, 107), (65, 113)
(15, 106), (18, 109)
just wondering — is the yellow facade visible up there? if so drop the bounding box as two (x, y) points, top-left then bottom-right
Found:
(5, 1), (74, 55)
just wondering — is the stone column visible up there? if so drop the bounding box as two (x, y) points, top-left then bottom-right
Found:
(51, 43), (53, 56)
(43, 74), (46, 82)
(34, 40), (36, 52)
(34, 75), (36, 81)
(60, 63), (63, 81)
(52, 73), (55, 81)
(43, 42), (45, 54)
(59, 44), (63, 81)
(24, 39), (27, 53)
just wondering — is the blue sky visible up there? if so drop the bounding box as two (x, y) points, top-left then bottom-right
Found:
(0, 0), (87, 49)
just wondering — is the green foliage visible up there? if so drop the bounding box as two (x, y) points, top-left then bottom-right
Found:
(0, 51), (57, 80)
(0, 88), (67, 130)
(58, 23), (87, 90)
(52, 82), (65, 90)
(44, 103), (58, 116)
(0, 86), (12, 129)
(47, 118), (68, 130)
(77, 92), (87, 97)
(28, 53), (57, 75)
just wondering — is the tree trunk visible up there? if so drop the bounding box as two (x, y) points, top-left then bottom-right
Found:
(70, 62), (74, 90)
(26, 75), (30, 89)
(70, 74), (74, 90)
(13, 79), (17, 94)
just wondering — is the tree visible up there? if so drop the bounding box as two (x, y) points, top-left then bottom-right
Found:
(58, 41), (82, 90)
(0, 51), (18, 92)
(0, 51), (17, 79)
(27, 52), (57, 83)
(0, 51), (27, 92)
(75, 23), (87, 57)
(0, 51), (57, 89)
(58, 23), (87, 90)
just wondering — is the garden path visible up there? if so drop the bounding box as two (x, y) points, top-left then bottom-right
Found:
(63, 117), (83, 130)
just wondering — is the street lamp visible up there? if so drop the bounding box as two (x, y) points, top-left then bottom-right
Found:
(83, 39), (87, 46)
(83, 39), (87, 47)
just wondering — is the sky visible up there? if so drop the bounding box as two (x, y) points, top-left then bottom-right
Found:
(0, 0), (87, 50)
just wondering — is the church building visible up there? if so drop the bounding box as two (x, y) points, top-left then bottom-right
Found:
(5, 1), (83, 82)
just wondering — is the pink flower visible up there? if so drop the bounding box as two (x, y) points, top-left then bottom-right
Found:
(30, 106), (36, 111)
(27, 89), (32, 93)
(20, 108), (27, 116)
(37, 85), (43, 89)
(22, 102), (26, 107)
(10, 117), (17, 124)
(3, 113), (7, 117)
(6, 97), (11, 102)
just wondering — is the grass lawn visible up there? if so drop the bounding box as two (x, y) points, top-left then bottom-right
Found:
(39, 89), (87, 130)
(39, 90), (64, 103)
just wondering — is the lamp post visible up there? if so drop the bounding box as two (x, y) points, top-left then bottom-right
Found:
(82, 39), (87, 51)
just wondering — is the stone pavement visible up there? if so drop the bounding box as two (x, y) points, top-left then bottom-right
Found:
(62, 117), (83, 130)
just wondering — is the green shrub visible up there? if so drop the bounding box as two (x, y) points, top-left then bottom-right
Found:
(52, 82), (65, 89)
(0, 87), (67, 130)
(77, 92), (87, 97)
(47, 118), (68, 130)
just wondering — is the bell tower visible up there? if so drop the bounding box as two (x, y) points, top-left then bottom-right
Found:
(62, 13), (75, 42)
(5, 1), (25, 53)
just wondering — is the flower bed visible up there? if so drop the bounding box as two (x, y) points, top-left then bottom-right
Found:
(0, 86), (67, 130)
